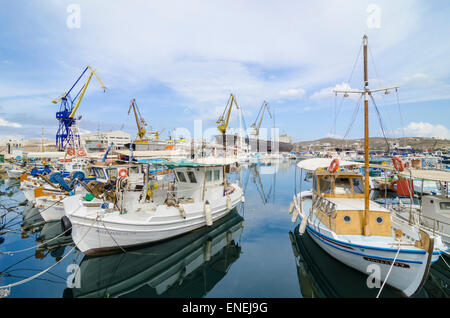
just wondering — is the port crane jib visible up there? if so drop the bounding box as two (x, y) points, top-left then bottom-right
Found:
(53, 65), (107, 151)
(128, 98), (148, 143)
(251, 100), (272, 137)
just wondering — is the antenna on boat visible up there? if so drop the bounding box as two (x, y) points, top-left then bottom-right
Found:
(333, 35), (399, 236)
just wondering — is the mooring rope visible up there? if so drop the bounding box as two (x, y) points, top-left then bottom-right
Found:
(440, 253), (450, 270)
(0, 217), (95, 295)
(376, 241), (402, 298)
(101, 220), (157, 256)
(0, 221), (70, 255)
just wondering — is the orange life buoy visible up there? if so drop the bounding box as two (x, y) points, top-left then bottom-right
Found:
(77, 148), (87, 157)
(392, 156), (405, 172)
(118, 168), (128, 178)
(66, 148), (75, 156)
(328, 158), (339, 173)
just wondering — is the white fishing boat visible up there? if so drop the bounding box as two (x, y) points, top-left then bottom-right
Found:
(393, 168), (450, 248)
(63, 158), (244, 255)
(36, 162), (146, 222)
(6, 167), (24, 179)
(289, 35), (447, 297)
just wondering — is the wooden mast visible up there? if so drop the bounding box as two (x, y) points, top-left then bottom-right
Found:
(363, 34), (369, 235)
(333, 35), (399, 236)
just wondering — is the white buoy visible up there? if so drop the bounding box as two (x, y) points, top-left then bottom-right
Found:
(241, 195), (245, 203)
(288, 201), (295, 214)
(204, 240), (212, 261)
(291, 208), (299, 223)
(226, 195), (232, 211)
(226, 231), (232, 244)
(179, 205), (186, 218)
(204, 202), (213, 226)
(299, 217), (307, 235)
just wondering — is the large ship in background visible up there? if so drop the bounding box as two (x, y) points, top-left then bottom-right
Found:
(215, 96), (294, 153)
(214, 133), (294, 153)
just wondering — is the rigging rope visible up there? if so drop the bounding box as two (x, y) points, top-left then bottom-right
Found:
(368, 45), (396, 141)
(342, 94), (363, 140)
(332, 41), (363, 138)
(369, 93), (391, 152)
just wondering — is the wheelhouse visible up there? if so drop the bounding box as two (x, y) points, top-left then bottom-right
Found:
(312, 170), (392, 237)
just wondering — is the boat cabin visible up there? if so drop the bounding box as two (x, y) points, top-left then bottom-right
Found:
(90, 163), (144, 183)
(172, 165), (226, 202)
(419, 195), (450, 238)
(312, 170), (392, 236)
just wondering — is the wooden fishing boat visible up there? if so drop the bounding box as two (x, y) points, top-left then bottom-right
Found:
(289, 35), (447, 297)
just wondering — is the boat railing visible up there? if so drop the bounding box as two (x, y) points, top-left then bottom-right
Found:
(394, 207), (449, 238)
(312, 195), (337, 218)
(416, 212), (449, 238)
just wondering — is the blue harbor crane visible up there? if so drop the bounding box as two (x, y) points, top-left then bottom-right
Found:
(52, 66), (106, 151)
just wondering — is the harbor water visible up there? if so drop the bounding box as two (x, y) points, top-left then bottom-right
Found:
(0, 161), (448, 298)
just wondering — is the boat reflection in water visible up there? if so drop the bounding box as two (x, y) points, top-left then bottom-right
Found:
(64, 209), (244, 298)
(289, 224), (449, 298)
(20, 206), (74, 260)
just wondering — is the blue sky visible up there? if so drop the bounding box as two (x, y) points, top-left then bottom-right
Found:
(0, 0), (449, 142)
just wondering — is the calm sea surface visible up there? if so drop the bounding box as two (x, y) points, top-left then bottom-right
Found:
(0, 161), (448, 298)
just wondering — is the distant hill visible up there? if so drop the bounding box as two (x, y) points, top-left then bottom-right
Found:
(293, 137), (450, 152)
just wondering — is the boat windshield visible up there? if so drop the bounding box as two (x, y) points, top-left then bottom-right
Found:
(440, 202), (450, 210)
(93, 167), (106, 179)
(319, 177), (333, 194)
(352, 178), (364, 194)
(335, 178), (352, 194)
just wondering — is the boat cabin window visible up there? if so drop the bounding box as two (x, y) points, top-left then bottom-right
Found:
(129, 167), (139, 174)
(352, 178), (364, 194)
(176, 171), (187, 182)
(214, 170), (220, 181)
(335, 178), (352, 194)
(440, 202), (450, 210)
(206, 170), (212, 182)
(187, 171), (197, 183)
(319, 177), (333, 193)
(106, 168), (116, 179)
(93, 167), (106, 179)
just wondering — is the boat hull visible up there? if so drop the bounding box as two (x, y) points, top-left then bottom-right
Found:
(66, 188), (243, 255)
(294, 193), (438, 297)
(7, 169), (23, 179)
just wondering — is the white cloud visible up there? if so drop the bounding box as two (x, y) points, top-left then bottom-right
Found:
(0, 117), (22, 128)
(310, 82), (361, 101)
(40, 0), (425, 110)
(401, 122), (450, 139)
(278, 88), (306, 99)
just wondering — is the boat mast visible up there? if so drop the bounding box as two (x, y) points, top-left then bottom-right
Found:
(363, 34), (370, 233)
(333, 34), (399, 236)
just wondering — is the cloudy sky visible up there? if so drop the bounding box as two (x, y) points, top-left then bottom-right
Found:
(1, 0), (449, 142)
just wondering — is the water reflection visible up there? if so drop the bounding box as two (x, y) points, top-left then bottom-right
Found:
(289, 224), (450, 298)
(64, 209), (244, 298)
